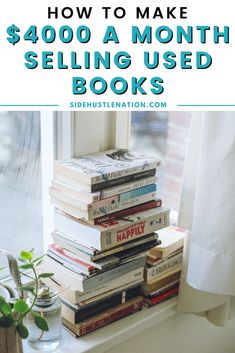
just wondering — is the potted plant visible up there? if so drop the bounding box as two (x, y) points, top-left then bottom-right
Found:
(0, 249), (54, 353)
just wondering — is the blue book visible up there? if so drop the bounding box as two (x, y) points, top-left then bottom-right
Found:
(120, 184), (157, 202)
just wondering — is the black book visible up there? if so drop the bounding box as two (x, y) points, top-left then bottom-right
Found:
(62, 284), (142, 323)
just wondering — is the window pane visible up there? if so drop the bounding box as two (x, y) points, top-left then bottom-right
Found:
(0, 112), (43, 269)
(130, 112), (191, 213)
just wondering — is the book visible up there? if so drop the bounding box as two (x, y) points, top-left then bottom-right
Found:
(54, 206), (169, 251)
(146, 266), (182, 285)
(48, 239), (155, 274)
(55, 168), (157, 192)
(149, 226), (186, 259)
(48, 243), (96, 275)
(52, 175), (157, 204)
(56, 233), (160, 269)
(144, 250), (183, 282)
(52, 199), (162, 224)
(62, 296), (143, 336)
(42, 276), (143, 305)
(146, 248), (183, 266)
(54, 149), (160, 189)
(61, 237), (159, 273)
(141, 270), (181, 296)
(146, 281), (180, 299)
(143, 285), (179, 307)
(41, 255), (145, 292)
(51, 231), (159, 262)
(50, 187), (156, 220)
(61, 284), (142, 323)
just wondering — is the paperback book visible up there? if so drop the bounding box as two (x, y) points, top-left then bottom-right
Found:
(54, 149), (160, 189)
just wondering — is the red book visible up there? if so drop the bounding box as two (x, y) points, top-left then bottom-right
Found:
(62, 297), (143, 336)
(94, 199), (162, 224)
(143, 285), (179, 307)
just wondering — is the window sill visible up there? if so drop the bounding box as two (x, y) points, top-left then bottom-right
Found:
(23, 297), (178, 353)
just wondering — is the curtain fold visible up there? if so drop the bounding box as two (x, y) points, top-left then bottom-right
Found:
(177, 111), (235, 326)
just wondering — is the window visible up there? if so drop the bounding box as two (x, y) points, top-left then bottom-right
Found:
(130, 112), (192, 214)
(0, 110), (190, 275)
(0, 112), (43, 274)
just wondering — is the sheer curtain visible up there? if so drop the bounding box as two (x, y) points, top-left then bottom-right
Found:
(177, 112), (235, 326)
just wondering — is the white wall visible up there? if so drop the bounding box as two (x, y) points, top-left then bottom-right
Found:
(109, 311), (235, 353)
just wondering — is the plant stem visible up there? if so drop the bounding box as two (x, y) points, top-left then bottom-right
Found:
(25, 261), (39, 315)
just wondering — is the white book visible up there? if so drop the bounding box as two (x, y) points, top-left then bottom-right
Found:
(51, 176), (157, 204)
(145, 251), (183, 282)
(149, 226), (186, 259)
(54, 207), (170, 251)
(54, 149), (160, 191)
(41, 255), (144, 292)
(42, 277), (143, 305)
(50, 190), (156, 220)
(41, 257), (144, 295)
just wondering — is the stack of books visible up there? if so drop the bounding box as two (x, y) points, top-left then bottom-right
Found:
(42, 149), (170, 336)
(142, 226), (186, 307)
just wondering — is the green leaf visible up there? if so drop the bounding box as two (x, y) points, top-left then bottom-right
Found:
(34, 315), (49, 331)
(38, 273), (54, 279)
(0, 314), (14, 328)
(0, 296), (6, 307)
(19, 263), (33, 270)
(14, 300), (29, 313)
(1, 302), (12, 315)
(17, 323), (29, 339)
(19, 250), (33, 261)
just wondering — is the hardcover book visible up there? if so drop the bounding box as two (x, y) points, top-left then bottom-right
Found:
(143, 285), (179, 307)
(62, 296), (143, 336)
(61, 284), (142, 323)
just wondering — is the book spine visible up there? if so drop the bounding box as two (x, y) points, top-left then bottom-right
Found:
(79, 268), (144, 300)
(119, 184), (156, 202)
(143, 286), (179, 307)
(78, 280), (142, 306)
(63, 285), (142, 323)
(88, 184), (157, 211)
(141, 271), (181, 295)
(96, 176), (157, 200)
(90, 192), (156, 219)
(145, 252), (183, 282)
(146, 282), (180, 299)
(99, 206), (168, 249)
(91, 169), (157, 191)
(51, 189), (156, 220)
(66, 297), (143, 336)
(94, 199), (162, 225)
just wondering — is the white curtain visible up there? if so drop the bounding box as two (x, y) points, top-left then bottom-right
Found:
(177, 112), (235, 326)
